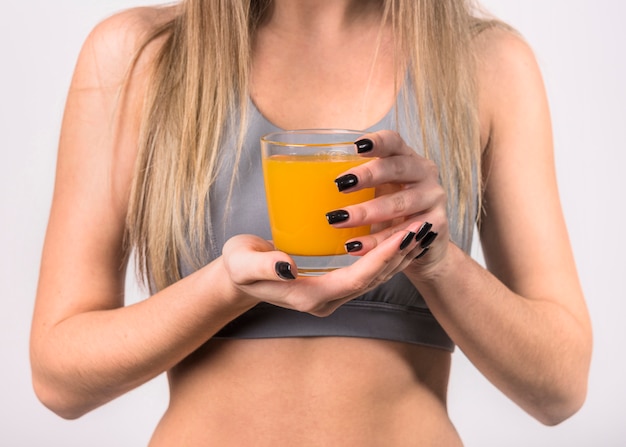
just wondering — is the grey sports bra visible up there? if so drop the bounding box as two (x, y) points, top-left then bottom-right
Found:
(190, 87), (477, 352)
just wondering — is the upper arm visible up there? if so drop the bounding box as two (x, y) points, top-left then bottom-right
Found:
(476, 29), (589, 326)
(32, 9), (164, 331)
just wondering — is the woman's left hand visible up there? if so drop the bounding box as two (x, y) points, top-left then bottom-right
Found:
(328, 130), (450, 276)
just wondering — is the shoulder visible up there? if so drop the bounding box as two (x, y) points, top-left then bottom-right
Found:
(73, 6), (178, 89)
(473, 25), (548, 148)
(87, 6), (177, 52)
(474, 25), (542, 84)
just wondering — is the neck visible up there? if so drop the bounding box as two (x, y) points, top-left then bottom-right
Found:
(261, 0), (384, 38)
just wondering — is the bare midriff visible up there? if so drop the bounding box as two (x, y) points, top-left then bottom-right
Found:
(149, 337), (462, 446)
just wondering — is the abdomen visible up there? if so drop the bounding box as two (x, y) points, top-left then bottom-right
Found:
(150, 337), (462, 446)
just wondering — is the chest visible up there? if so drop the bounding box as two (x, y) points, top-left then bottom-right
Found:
(250, 29), (399, 131)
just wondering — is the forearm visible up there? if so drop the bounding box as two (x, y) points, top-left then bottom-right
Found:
(406, 242), (592, 424)
(30, 258), (256, 419)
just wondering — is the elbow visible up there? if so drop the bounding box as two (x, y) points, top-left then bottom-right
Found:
(530, 323), (593, 426)
(536, 394), (586, 427)
(32, 375), (93, 420)
(30, 353), (99, 420)
(30, 336), (99, 419)
(528, 376), (589, 426)
(30, 341), (125, 420)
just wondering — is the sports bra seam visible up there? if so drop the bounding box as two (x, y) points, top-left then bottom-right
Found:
(254, 300), (434, 316)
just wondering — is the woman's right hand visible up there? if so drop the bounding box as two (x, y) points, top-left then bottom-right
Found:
(221, 224), (426, 317)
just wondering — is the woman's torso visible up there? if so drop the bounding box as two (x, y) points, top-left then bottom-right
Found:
(143, 6), (467, 445)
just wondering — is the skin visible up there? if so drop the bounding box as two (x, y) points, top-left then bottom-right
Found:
(30, 0), (592, 445)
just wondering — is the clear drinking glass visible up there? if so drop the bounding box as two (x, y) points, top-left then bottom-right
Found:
(261, 129), (375, 276)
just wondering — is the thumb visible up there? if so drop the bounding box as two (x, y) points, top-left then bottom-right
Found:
(222, 234), (297, 284)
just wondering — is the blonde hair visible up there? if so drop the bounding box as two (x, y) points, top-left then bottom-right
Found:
(126, 0), (502, 292)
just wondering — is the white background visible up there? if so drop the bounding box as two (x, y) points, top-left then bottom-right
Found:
(1, 1), (624, 445)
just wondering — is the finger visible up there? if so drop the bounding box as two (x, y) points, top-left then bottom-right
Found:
(344, 220), (437, 256)
(334, 154), (435, 193)
(357, 224), (427, 281)
(327, 185), (445, 228)
(222, 235), (297, 285)
(335, 130), (431, 193)
(346, 223), (424, 276)
(355, 130), (416, 157)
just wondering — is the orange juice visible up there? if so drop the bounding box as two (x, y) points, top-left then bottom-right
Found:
(263, 154), (374, 256)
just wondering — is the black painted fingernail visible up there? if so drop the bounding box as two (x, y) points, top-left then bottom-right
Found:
(399, 232), (417, 250)
(355, 138), (373, 153)
(345, 241), (363, 253)
(335, 174), (358, 192)
(326, 209), (350, 224)
(415, 247), (430, 259)
(275, 262), (295, 280)
(420, 231), (438, 249)
(415, 222), (433, 242)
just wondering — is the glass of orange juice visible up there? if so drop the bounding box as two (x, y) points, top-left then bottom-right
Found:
(261, 129), (375, 276)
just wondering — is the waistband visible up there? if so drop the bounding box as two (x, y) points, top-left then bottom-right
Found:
(214, 301), (455, 352)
